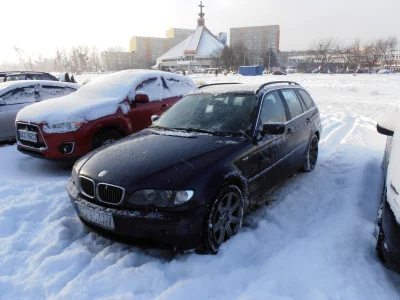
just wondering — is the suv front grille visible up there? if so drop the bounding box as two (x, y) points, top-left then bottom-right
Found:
(16, 123), (46, 149)
(80, 176), (95, 198)
(97, 184), (125, 204)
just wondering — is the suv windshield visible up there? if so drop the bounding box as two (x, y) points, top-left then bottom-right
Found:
(154, 93), (256, 134)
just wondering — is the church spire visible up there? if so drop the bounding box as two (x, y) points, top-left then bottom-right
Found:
(197, 1), (205, 26)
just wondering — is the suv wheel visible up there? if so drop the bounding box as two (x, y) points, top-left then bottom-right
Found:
(92, 130), (122, 149)
(198, 185), (244, 254)
(302, 134), (319, 172)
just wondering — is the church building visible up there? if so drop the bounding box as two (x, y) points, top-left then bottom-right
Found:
(154, 2), (224, 72)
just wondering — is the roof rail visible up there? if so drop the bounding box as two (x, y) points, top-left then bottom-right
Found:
(256, 81), (300, 93)
(198, 82), (242, 89)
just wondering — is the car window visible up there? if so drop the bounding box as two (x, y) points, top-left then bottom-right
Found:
(39, 86), (77, 100)
(155, 93), (256, 133)
(164, 76), (197, 97)
(297, 89), (315, 110)
(281, 89), (304, 119)
(134, 77), (161, 100)
(260, 91), (287, 124)
(6, 75), (26, 81)
(28, 74), (55, 80)
(1, 86), (38, 104)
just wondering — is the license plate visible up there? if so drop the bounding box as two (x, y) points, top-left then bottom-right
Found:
(18, 130), (37, 143)
(76, 203), (115, 230)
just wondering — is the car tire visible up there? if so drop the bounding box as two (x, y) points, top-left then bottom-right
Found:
(301, 134), (319, 172)
(92, 130), (123, 149)
(197, 185), (244, 254)
(376, 225), (386, 262)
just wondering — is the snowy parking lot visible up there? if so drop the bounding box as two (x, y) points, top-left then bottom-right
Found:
(1, 74), (400, 299)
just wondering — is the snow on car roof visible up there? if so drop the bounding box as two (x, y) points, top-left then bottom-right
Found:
(0, 80), (79, 96)
(16, 70), (197, 125)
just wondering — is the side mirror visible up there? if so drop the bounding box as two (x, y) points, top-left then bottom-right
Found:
(133, 91), (149, 104)
(151, 115), (159, 123)
(377, 112), (398, 136)
(0, 98), (5, 106)
(262, 123), (286, 135)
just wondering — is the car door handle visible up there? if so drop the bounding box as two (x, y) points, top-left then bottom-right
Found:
(162, 104), (169, 108)
(306, 117), (311, 124)
(287, 127), (295, 134)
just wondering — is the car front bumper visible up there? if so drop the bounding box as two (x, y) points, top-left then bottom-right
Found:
(66, 179), (206, 251)
(17, 125), (90, 160)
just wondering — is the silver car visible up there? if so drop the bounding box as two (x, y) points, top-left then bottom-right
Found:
(0, 80), (79, 142)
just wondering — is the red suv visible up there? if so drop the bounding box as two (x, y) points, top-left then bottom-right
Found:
(16, 70), (198, 160)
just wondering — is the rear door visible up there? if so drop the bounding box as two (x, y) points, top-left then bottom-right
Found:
(0, 85), (38, 140)
(127, 76), (166, 132)
(280, 89), (311, 170)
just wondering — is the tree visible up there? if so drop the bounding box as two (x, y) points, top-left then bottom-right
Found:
(307, 38), (340, 71)
(340, 39), (362, 70)
(13, 46), (34, 71)
(362, 41), (380, 70)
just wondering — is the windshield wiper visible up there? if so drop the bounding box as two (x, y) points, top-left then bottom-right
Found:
(149, 125), (174, 131)
(170, 127), (218, 135)
(170, 127), (245, 137)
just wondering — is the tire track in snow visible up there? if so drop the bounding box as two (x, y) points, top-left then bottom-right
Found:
(319, 115), (358, 162)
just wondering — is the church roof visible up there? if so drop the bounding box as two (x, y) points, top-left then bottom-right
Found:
(160, 26), (223, 59)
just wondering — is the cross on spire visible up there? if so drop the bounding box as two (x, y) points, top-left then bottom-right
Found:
(198, 1), (205, 19)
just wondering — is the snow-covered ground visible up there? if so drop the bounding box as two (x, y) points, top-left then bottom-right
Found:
(1, 74), (400, 299)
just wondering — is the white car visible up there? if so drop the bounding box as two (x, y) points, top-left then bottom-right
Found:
(0, 80), (79, 142)
(378, 69), (391, 74)
(376, 112), (400, 272)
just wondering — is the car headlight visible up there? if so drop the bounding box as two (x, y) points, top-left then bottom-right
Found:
(128, 189), (195, 207)
(71, 164), (79, 185)
(45, 122), (83, 133)
(71, 155), (91, 185)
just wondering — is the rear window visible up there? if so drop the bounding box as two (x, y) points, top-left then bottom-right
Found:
(281, 89), (304, 119)
(297, 89), (316, 110)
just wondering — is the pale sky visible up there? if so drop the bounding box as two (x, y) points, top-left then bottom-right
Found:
(2, 0), (400, 63)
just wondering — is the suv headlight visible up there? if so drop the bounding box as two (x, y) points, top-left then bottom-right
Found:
(45, 122), (83, 133)
(128, 189), (195, 207)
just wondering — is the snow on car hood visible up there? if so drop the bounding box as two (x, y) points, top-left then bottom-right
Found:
(16, 70), (195, 126)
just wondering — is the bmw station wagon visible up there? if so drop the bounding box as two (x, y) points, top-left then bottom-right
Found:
(67, 81), (322, 253)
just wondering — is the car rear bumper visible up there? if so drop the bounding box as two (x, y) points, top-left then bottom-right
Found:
(66, 179), (205, 251)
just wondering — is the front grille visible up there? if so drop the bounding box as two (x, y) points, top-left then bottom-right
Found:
(16, 123), (46, 149)
(97, 183), (125, 204)
(80, 176), (95, 198)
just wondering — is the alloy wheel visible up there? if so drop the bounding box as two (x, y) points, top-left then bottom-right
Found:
(212, 192), (243, 246)
(309, 136), (319, 170)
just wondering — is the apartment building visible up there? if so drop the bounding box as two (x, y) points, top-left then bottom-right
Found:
(230, 25), (280, 60)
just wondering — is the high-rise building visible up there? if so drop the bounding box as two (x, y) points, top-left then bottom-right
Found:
(129, 28), (194, 69)
(100, 51), (137, 71)
(230, 25), (280, 63)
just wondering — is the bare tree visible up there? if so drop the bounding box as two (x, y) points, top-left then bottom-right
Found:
(307, 38), (340, 71)
(362, 41), (380, 70)
(386, 36), (399, 69)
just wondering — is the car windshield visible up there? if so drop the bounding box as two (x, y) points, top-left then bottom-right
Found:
(153, 93), (256, 134)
